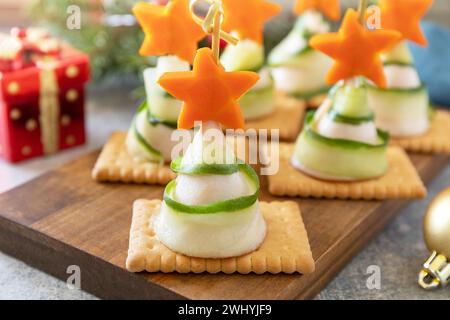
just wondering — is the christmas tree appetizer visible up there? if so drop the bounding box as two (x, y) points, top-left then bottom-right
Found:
(92, 0), (206, 185)
(368, 0), (432, 137)
(368, 0), (450, 153)
(220, 0), (280, 120)
(219, 0), (305, 141)
(292, 6), (400, 181)
(156, 48), (265, 258)
(127, 0), (205, 164)
(267, 4), (426, 200)
(126, 1), (314, 274)
(268, 0), (340, 107)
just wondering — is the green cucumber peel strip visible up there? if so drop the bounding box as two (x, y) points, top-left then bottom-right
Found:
(226, 62), (264, 73)
(367, 84), (426, 94)
(161, 90), (175, 99)
(164, 164), (260, 214)
(328, 108), (374, 125)
(289, 45), (314, 59)
(147, 109), (178, 129)
(290, 85), (330, 100)
(304, 111), (389, 150)
(383, 61), (415, 67)
(154, 85), (176, 99)
(328, 78), (368, 100)
(132, 120), (163, 162)
(226, 64), (264, 73)
(236, 63), (264, 73)
(171, 157), (246, 175)
(137, 100), (178, 129)
(246, 82), (274, 96)
(136, 100), (148, 113)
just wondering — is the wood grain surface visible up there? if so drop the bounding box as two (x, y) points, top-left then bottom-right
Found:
(0, 151), (448, 300)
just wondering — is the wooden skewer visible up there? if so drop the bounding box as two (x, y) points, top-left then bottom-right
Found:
(358, 0), (368, 26)
(211, 3), (221, 63)
(189, 0), (239, 63)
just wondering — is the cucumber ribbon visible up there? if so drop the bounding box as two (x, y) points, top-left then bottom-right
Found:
(291, 85), (330, 100)
(164, 161), (260, 214)
(304, 111), (389, 150)
(328, 108), (375, 125)
(367, 84), (426, 94)
(131, 101), (165, 163)
(171, 156), (244, 175)
(132, 120), (163, 163)
(137, 100), (178, 129)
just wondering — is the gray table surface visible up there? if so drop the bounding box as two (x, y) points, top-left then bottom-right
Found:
(0, 87), (449, 300)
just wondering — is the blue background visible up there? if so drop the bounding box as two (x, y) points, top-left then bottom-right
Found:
(410, 22), (450, 107)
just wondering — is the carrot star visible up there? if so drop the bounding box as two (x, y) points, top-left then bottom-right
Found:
(294, 0), (341, 21)
(379, 0), (433, 46)
(132, 0), (206, 64)
(310, 9), (402, 88)
(158, 48), (259, 130)
(222, 0), (282, 43)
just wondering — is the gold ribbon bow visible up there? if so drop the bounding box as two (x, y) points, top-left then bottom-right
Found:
(37, 58), (60, 155)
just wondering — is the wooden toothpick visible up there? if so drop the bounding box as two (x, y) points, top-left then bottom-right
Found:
(358, 0), (368, 26)
(189, 0), (238, 63)
(211, 2), (221, 63)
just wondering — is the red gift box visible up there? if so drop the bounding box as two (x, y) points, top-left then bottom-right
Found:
(0, 28), (90, 163)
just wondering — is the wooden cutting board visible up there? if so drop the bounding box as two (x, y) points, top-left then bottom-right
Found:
(0, 150), (448, 300)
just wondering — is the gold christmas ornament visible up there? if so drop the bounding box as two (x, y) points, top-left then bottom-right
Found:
(418, 187), (450, 289)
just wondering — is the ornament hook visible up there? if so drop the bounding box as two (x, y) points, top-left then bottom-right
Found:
(419, 251), (450, 289)
(418, 187), (450, 290)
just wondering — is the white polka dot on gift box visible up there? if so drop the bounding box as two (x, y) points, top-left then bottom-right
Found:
(7, 81), (20, 95)
(65, 65), (79, 78)
(66, 89), (78, 102)
(21, 145), (32, 156)
(65, 135), (76, 146)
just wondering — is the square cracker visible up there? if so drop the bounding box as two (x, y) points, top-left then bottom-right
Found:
(126, 199), (315, 275)
(92, 132), (175, 185)
(268, 143), (426, 200)
(92, 132), (259, 185)
(245, 94), (306, 142)
(390, 110), (450, 154)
